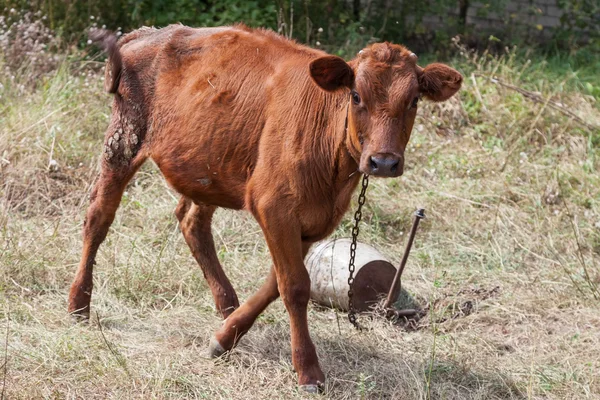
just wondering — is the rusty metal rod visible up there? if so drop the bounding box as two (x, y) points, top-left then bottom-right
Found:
(383, 208), (425, 309)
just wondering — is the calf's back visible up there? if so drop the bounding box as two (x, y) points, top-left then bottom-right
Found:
(109, 25), (344, 211)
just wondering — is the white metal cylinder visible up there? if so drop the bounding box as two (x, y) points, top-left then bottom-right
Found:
(305, 238), (399, 311)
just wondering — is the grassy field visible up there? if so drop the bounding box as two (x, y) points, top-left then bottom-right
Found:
(1, 43), (599, 399)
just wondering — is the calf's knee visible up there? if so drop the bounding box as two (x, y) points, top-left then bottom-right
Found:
(281, 281), (311, 308)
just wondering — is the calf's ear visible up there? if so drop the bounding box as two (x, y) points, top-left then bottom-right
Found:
(418, 63), (462, 102)
(309, 56), (354, 91)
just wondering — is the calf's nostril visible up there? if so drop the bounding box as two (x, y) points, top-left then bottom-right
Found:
(390, 161), (399, 173)
(369, 157), (378, 170)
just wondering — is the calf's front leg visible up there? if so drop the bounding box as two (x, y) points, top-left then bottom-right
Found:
(254, 202), (325, 392)
(208, 242), (313, 356)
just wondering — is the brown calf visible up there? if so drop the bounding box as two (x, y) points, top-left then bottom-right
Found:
(70, 25), (462, 392)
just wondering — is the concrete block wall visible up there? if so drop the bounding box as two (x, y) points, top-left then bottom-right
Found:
(416, 0), (569, 42)
(467, 0), (564, 30)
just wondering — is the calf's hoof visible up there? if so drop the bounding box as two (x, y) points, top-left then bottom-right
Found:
(207, 336), (227, 358)
(68, 308), (90, 324)
(299, 383), (324, 394)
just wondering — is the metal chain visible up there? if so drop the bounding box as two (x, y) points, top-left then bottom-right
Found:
(347, 173), (369, 330)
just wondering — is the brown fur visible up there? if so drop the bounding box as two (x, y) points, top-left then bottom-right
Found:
(71, 25), (462, 389)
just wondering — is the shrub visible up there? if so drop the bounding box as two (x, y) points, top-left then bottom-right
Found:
(0, 9), (61, 82)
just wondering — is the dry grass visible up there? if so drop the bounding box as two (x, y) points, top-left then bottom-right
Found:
(1, 42), (599, 399)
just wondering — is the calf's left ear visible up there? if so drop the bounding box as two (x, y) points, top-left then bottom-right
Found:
(310, 56), (354, 92)
(418, 63), (463, 102)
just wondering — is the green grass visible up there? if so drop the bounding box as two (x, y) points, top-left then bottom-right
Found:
(1, 45), (599, 399)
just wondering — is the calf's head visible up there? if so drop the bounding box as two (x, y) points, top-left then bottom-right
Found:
(310, 43), (462, 177)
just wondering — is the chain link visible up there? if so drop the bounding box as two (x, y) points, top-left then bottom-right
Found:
(347, 173), (369, 330)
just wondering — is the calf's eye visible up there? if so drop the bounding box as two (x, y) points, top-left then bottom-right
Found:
(410, 96), (419, 109)
(351, 90), (361, 105)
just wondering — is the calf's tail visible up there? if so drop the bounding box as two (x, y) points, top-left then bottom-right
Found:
(89, 29), (122, 94)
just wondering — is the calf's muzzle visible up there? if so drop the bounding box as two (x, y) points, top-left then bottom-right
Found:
(367, 153), (403, 177)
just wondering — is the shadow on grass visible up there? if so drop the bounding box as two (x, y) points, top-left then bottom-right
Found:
(220, 320), (526, 400)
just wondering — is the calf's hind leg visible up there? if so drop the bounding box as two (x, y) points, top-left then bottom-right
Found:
(175, 198), (239, 318)
(68, 156), (145, 318)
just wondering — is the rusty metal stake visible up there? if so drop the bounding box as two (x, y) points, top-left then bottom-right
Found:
(383, 208), (425, 310)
